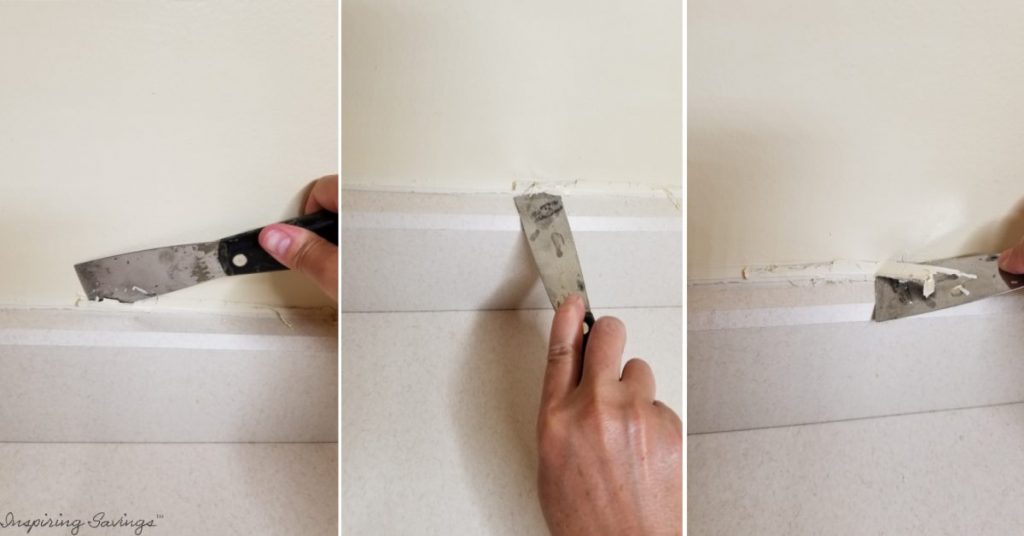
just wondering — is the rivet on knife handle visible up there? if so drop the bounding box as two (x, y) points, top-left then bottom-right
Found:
(581, 310), (596, 365)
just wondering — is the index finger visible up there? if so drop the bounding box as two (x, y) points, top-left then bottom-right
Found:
(540, 294), (586, 409)
(304, 175), (339, 214)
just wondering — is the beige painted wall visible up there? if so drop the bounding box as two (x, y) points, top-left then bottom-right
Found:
(0, 1), (337, 308)
(342, 0), (682, 192)
(689, 0), (1024, 280)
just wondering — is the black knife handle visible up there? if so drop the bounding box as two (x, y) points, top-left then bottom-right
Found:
(580, 310), (596, 369)
(218, 210), (338, 276)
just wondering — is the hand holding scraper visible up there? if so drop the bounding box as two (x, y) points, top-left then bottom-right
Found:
(517, 192), (684, 535)
(75, 177), (339, 303)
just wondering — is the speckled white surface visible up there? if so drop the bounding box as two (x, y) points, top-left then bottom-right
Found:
(0, 308), (338, 442)
(688, 281), (1024, 533)
(341, 308), (681, 534)
(0, 307), (338, 534)
(689, 403), (1024, 535)
(341, 191), (682, 312)
(0, 443), (337, 535)
(689, 283), (1024, 434)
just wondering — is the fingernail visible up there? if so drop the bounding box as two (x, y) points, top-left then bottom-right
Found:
(263, 229), (292, 257)
(566, 294), (582, 308)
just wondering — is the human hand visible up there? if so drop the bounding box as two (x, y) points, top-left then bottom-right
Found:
(258, 175), (338, 300)
(1000, 239), (1024, 275)
(536, 294), (682, 535)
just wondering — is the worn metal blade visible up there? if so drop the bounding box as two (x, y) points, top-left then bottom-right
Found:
(514, 193), (590, 310)
(873, 253), (1024, 321)
(74, 241), (226, 303)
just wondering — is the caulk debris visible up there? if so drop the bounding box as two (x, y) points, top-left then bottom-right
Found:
(131, 286), (155, 296)
(875, 261), (978, 299)
(951, 284), (971, 297)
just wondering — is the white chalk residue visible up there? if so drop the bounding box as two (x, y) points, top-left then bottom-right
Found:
(732, 259), (979, 297)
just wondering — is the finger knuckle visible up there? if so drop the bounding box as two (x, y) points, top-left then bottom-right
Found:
(537, 411), (569, 461)
(579, 392), (654, 445)
(291, 238), (326, 273)
(290, 239), (314, 267)
(577, 393), (611, 428)
(625, 400), (649, 422)
(547, 342), (575, 363)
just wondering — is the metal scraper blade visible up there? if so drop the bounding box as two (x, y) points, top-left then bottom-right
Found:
(873, 253), (1024, 321)
(74, 241), (226, 303)
(514, 192), (590, 311)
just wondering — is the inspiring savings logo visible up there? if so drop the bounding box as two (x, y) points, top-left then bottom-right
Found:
(0, 512), (159, 535)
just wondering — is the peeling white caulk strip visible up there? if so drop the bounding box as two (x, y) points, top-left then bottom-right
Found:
(0, 329), (336, 352)
(342, 212), (680, 232)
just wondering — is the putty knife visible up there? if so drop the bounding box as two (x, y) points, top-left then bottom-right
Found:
(514, 193), (595, 341)
(75, 210), (338, 303)
(873, 253), (1024, 321)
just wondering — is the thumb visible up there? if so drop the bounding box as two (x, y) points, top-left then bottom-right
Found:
(259, 223), (338, 300)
